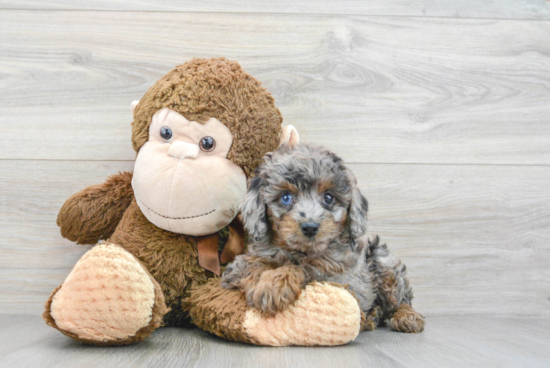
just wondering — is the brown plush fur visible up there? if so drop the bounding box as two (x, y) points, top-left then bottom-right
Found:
(183, 278), (260, 345)
(132, 57), (282, 178)
(57, 171), (134, 245)
(47, 58), (285, 344)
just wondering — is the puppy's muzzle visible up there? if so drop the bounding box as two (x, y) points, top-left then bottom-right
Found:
(301, 222), (319, 237)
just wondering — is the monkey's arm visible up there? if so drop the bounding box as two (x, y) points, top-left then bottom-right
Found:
(57, 172), (134, 245)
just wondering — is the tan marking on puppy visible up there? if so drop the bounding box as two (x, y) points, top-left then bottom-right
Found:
(245, 265), (306, 316)
(270, 212), (305, 252)
(316, 217), (345, 242)
(389, 304), (426, 333)
(317, 180), (335, 194)
(276, 182), (299, 194)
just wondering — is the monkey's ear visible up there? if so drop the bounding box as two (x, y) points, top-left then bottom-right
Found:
(347, 171), (368, 250)
(279, 125), (299, 148)
(131, 100), (140, 116)
(240, 175), (269, 241)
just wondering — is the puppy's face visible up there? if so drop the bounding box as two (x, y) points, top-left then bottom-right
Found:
(264, 175), (349, 253)
(242, 144), (369, 254)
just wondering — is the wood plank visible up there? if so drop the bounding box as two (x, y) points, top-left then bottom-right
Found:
(0, 1), (548, 20)
(0, 11), (549, 164)
(1, 160), (549, 316)
(0, 315), (549, 368)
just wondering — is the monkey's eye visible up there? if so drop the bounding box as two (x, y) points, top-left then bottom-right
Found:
(160, 126), (173, 141)
(199, 136), (216, 152)
(323, 193), (334, 205)
(280, 193), (293, 206)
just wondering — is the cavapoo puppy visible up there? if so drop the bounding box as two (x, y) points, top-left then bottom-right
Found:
(221, 143), (425, 333)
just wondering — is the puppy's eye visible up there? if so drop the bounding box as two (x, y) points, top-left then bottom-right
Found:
(280, 193), (293, 205)
(323, 193), (334, 205)
(199, 136), (216, 152)
(160, 126), (173, 141)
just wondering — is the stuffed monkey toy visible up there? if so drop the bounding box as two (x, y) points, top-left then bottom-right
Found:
(43, 58), (362, 346)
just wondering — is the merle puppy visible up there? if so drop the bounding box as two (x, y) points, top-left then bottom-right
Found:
(221, 144), (425, 333)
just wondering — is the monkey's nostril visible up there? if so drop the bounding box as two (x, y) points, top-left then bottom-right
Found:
(301, 222), (319, 237)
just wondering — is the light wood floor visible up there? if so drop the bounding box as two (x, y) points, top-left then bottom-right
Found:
(0, 1), (549, 366)
(1, 315), (549, 368)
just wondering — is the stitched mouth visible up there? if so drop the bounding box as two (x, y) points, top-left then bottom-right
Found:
(136, 196), (216, 220)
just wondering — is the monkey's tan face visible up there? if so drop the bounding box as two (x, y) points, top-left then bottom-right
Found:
(132, 108), (247, 236)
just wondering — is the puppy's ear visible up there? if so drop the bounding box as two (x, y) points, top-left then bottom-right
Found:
(347, 171), (368, 250)
(240, 175), (269, 241)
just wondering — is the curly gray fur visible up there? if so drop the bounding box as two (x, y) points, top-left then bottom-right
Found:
(222, 143), (425, 332)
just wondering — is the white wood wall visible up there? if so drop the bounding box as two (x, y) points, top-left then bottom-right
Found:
(0, 1), (549, 316)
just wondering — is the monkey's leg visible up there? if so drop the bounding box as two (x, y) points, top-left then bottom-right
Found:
(43, 243), (169, 345)
(185, 279), (362, 346)
(368, 236), (426, 333)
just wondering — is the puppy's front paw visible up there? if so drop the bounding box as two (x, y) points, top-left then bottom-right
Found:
(389, 304), (426, 333)
(221, 255), (249, 290)
(221, 265), (240, 289)
(246, 266), (306, 316)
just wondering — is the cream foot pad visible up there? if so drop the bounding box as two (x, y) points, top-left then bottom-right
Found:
(243, 282), (362, 346)
(49, 243), (157, 343)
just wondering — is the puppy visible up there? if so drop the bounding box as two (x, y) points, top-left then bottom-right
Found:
(222, 144), (425, 333)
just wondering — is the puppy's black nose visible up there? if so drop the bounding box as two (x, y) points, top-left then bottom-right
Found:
(301, 222), (319, 237)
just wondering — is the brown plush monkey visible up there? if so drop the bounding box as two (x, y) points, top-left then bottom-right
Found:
(43, 58), (362, 346)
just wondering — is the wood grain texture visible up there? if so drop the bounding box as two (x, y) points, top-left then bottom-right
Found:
(1, 160), (549, 316)
(1, 315), (549, 368)
(0, 11), (550, 164)
(0, 0), (548, 20)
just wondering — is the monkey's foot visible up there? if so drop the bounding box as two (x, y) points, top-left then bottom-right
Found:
(244, 282), (362, 346)
(43, 243), (169, 345)
(187, 280), (361, 346)
(389, 304), (426, 333)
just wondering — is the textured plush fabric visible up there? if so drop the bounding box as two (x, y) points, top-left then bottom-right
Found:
(46, 243), (169, 344)
(132, 57), (282, 178)
(242, 282), (362, 346)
